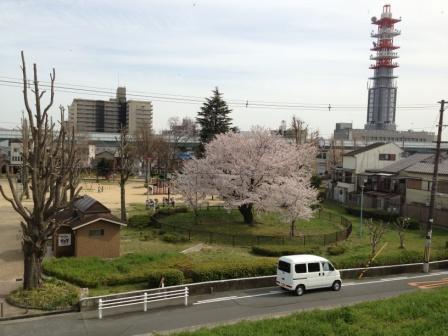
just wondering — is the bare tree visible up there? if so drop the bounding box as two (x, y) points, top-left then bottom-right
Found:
(291, 115), (307, 145)
(165, 117), (197, 172)
(327, 137), (344, 175)
(117, 126), (134, 221)
(20, 115), (30, 200)
(367, 219), (386, 257)
(0, 52), (80, 289)
(394, 217), (411, 249)
(135, 123), (155, 185)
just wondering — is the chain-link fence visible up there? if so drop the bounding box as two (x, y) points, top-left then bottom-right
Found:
(153, 208), (352, 247)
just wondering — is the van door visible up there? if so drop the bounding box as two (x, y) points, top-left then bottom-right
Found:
(306, 262), (322, 289)
(321, 261), (337, 287)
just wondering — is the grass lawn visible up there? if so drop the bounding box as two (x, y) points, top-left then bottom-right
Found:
(172, 287), (448, 336)
(157, 207), (343, 236)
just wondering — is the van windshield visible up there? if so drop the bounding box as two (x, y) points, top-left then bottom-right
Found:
(278, 260), (291, 273)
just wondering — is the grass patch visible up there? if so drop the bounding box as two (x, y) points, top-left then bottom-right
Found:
(7, 279), (79, 311)
(157, 207), (342, 236)
(173, 287), (448, 336)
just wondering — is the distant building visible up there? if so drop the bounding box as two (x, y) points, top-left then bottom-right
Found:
(334, 123), (435, 144)
(68, 87), (153, 134)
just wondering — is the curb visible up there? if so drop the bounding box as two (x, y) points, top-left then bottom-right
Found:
(0, 307), (78, 322)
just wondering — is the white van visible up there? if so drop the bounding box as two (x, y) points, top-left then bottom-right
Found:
(276, 254), (341, 296)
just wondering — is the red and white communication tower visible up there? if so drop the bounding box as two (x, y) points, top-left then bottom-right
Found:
(365, 4), (401, 131)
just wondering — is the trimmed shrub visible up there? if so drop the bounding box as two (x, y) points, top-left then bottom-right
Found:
(251, 245), (322, 257)
(326, 244), (346, 256)
(162, 233), (189, 244)
(190, 260), (277, 282)
(344, 206), (399, 222)
(7, 279), (79, 310)
(147, 269), (185, 288)
(407, 218), (421, 230)
(128, 214), (151, 228)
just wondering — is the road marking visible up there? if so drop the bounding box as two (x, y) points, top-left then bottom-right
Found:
(193, 272), (448, 305)
(344, 272), (442, 287)
(408, 277), (448, 289)
(193, 291), (283, 305)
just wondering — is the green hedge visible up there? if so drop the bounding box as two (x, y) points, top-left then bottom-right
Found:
(326, 244), (346, 256)
(43, 253), (185, 288)
(7, 279), (79, 311)
(190, 260), (277, 282)
(251, 245), (322, 257)
(344, 206), (399, 222)
(128, 214), (151, 228)
(162, 233), (190, 244)
(331, 248), (448, 269)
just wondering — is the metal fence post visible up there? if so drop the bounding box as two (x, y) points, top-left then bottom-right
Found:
(0, 301), (3, 318)
(144, 292), (148, 312)
(184, 287), (188, 306)
(98, 298), (103, 319)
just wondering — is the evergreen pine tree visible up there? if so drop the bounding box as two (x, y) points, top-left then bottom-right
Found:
(196, 87), (233, 154)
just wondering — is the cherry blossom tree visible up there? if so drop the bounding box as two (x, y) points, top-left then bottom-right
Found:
(173, 158), (210, 223)
(175, 128), (317, 225)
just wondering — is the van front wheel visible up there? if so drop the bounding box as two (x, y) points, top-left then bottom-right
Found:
(332, 281), (341, 291)
(295, 285), (305, 296)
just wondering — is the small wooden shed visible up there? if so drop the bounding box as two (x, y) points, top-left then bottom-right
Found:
(53, 195), (126, 258)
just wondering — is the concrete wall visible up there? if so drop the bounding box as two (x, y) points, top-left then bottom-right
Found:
(75, 220), (121, 258)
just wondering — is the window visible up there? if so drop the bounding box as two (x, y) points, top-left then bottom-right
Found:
(307, 262), (320, 273)
(278, 261), (291, 273)
(438, 181), (448, 194)
(407, 179), (422, 190)
(379, 154), (396, 161)
(89, 229), (104, 237)
(321, 262), (335, 272)
(295, 264), (307, 274)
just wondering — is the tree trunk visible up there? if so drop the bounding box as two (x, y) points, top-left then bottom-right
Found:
(22, 240), (45, 290)
(238, 203), (254, 225)
(120, 181), (127, 221)
(290, 220), (296, 237)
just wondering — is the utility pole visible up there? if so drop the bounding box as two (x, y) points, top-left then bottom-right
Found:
(423, 100), (445, 273)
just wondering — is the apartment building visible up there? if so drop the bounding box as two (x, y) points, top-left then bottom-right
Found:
(68, 87), (152, 134)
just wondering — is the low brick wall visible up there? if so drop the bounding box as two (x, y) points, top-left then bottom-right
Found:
(79, 259), (448, 311)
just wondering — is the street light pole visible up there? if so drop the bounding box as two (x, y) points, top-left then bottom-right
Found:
(423, 100), (446, 273)
(360, 184), (365, 238)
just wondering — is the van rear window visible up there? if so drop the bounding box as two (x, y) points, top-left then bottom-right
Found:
(278, 260), (291, 273)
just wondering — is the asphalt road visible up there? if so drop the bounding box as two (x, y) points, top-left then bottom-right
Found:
(1, 271), (448, 336)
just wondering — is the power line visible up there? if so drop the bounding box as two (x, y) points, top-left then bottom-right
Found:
(0, 77), (438, 111)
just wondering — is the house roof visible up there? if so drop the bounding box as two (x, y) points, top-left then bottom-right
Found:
(404, 159), (448, 175)
(73, 195), (110, 214)
(344, 142), (385, 156)
(368, 153), (433, 174)
(54, 195), (126, 230)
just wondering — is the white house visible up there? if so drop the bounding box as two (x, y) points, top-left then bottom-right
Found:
(331, 142), (403, 203)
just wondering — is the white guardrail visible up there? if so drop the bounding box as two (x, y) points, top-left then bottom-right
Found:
(98, 287), (188, 319)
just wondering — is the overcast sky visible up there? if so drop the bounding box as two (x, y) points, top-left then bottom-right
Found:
(0, 0), (447, 138)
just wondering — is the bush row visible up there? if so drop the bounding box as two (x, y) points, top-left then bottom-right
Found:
(344, 206), (400, 222)
(251, 245), (323, 257)
(190, 260), (277, 282)
(43, 253), (186, 288)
